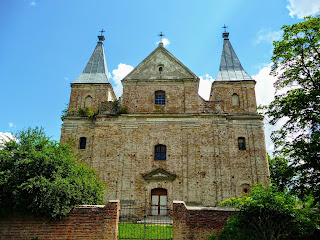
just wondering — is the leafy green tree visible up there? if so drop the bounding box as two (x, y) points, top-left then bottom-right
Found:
(0, 127), (105, 218)
(268, 154), (294, 192)
(264, 15), (320, 203)
(218, 184), (317, 240)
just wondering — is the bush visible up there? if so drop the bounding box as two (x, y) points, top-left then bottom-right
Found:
(0, 127), (105, 218)
(218, 184), (317, 240)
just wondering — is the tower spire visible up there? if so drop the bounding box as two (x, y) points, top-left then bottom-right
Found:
(216, 30), (252, 81)
(72, 31), (110, 84)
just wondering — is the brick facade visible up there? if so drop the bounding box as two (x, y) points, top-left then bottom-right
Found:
(0, 200), (119, 240)
(173, 201), (236, 240)
(61, 42), (270, 210)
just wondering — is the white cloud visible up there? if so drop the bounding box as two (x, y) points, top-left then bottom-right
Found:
(30, 1), (36, 7)
(255, 29), (283, 45)
(0, 132), (16, 149)
(156, 38), (170, 47)
(253, 65), (292, 155)
(111, 63), (134, 97)
(252, 64), (277, 107)
(287, 0), (320, 19)
(198, 74), (214, 100)
(252, 65), (278, 156)
(8, 122), (15, 128)
(64, 77), (69, 81)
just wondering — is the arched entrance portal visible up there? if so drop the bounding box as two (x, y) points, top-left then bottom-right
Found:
(151, 188), (167, 216)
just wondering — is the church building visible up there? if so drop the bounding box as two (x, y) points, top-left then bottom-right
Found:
(60, 31), (270, 214)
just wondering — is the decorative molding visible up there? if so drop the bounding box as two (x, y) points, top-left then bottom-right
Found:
(143, 168), (176, 181)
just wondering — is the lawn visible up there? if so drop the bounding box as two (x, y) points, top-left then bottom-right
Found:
(118, 223), (173, 239)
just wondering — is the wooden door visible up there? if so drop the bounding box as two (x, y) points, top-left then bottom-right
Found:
(151, 188), (167, 216)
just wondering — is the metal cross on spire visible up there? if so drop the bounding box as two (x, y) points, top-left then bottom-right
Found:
(222, 24), (228, 33)
(158, 32), (165, 45)
(99, 29), (105, 36)
(98, 29), (105, 42)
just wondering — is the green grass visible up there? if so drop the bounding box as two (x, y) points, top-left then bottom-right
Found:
(118, 223), (173, 239)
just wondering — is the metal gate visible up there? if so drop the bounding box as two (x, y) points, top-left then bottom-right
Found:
(118, 201), (173, 240)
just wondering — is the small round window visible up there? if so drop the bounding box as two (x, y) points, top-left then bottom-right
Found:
(159, 66), (163, 72)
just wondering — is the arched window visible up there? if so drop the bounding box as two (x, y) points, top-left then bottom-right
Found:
(85, 95), (92, 107)
(241, 184), (250, 194)
(238, 137), (246, 150)
(232, 93), (240, 106)
(155, 91), (165, 105)
(155, 144), (166, 160)
(79, 137), (87, 149)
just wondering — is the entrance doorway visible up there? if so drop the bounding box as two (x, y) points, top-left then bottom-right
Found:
(151, 188), (167, 216)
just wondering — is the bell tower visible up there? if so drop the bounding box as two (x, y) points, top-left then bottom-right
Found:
(210, 31), (257, 113)
(68, 31), (116, 112)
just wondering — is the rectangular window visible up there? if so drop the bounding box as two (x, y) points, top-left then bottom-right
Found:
(155, 145), (166, 160)
(238, 137), (246, 150)
(79, 137), (86, 149)
(155, 91), (165, 105)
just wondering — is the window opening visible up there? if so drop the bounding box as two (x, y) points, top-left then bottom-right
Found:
(85, 96), (93, 107)
(155, 91), (165, 105)
(79, 137), (87, 149)
(238, 137), (246, 150)
(159, 66), (163, 72)
(232, 93), (240, 106)
(155, 144), (166, 160)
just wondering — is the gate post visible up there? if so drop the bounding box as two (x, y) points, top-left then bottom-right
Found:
(172, 201), (189, 240)
(105, 200), (120, 240)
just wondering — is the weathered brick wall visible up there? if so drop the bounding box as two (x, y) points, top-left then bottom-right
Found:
(61, 114), (269, 207)
(0, 200), (119, 240)
(68, 83), (116, 111)
(173, 201), (236, 240)
(122, 80), (203, 114)
(210, 80), (257, 113)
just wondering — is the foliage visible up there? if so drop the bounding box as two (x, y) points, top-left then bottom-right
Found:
(208, 233), (217, 240)
(77, 106), (98, 120)
(112, 100), (128, 114)
(61, 105), (98, 120)
(0, 127), (105, 218)
(218, 184), (317, 240)
(263, 15), (320, 203)
(268, 154), (295, 192)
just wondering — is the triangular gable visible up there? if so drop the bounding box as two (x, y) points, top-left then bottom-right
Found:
(123, 45), (198, 81)
(143, 168), (176, 181)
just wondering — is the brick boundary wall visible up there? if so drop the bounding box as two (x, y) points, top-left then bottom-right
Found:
(173, 201), (237, 240)
(0, 200), (119, 240)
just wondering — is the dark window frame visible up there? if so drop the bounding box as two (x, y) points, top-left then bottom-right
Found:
(155, 91), (165, 105)
(154, 144), (166, 160)
(79, 137), (87, 149)
(238, 137), (246, 150)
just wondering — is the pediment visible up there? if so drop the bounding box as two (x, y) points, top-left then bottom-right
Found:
(123, 45), (198, 81)
(143, 168), (176, 181)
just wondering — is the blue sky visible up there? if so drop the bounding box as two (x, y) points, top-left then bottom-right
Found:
(1, 0), (320, 153)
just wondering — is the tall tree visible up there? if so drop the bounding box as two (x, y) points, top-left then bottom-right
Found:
(264, 15), (320, 203)
(0, 127), (105, 218)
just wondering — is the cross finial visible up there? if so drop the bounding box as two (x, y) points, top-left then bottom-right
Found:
(222, 24), (229, 39)
(158, 32), (165, 45)
(98, 29), (105, 42)
(222, 24), (228, 33)
(99, 29), (105, 36)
